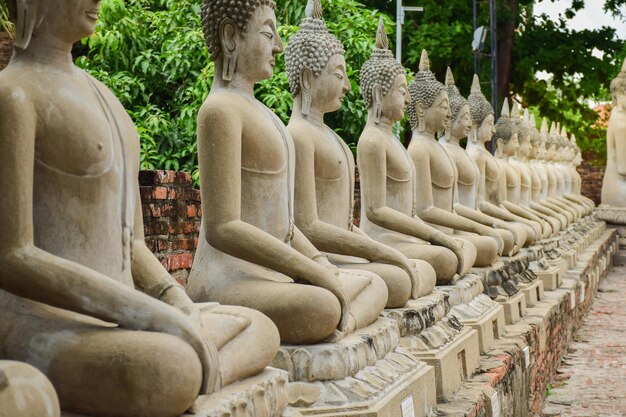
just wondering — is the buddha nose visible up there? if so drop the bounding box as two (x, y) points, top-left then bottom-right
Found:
(343, 73), (351, 93)
(273, 31), (284, 54)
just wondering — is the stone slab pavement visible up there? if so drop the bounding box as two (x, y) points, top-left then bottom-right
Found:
(541, 264), (626, 417)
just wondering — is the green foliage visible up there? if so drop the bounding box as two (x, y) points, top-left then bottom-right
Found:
(78, 0), (391, 180)
(0, 1), (14, 37)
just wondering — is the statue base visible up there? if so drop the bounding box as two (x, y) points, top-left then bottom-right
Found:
(438, 274), (506, 354)
(520, 279), (544, 308)
(273, 318), (437, 417)
(533, 264), (563, 291)
(499, 291), (527, 325)
(400, 327), (479, 402)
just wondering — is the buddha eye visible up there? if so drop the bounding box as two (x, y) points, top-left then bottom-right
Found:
(335, 73), (344, 80)
(262, 30), (274, 40)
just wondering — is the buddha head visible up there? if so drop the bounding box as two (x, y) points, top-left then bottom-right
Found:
(408, 50), (450, 134)
(545, 122), (559, 161)
(359, 17), (408, 124)
(7, 0), (101, 49)
(494, 98), (519, 157)
(537, 118), (550, 160)
(467, 74), (495, 144)
(444, 67), (472, 141)
(610, 58), (626, 109)
(527, 113), (540, 159)
(201, 0), (282, 82)
(285, 0), (348, 116)
(516, 107), (532, 159)
(571, 135), (582, 166)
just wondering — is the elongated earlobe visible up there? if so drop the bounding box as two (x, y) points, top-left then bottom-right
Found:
(15, 0), (37, 50)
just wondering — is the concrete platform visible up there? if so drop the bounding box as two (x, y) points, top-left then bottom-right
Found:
(499, 291), (527, 325)
(520, 279), (544, 307)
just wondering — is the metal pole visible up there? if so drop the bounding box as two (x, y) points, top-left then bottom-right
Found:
(489, 0), (498, 153)
(473, 0), (478, 75)
(396, 0), (403, 62)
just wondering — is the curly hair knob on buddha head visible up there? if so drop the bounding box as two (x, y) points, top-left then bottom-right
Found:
(407, 50), (446, 130)
(494, 98), (517, 144)
(201, 0), (276, 61)
(444, 67), (469, 124)
(359, 17), (405, 108)
(467, 74), (494, 128)
(284, 0), (345, 96)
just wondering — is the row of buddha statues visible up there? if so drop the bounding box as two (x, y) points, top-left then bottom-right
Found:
(0, 0), (597, 416)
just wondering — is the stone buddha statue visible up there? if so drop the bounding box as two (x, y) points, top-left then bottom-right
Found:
(465, 76), (542, 244)
(510, 109), (565, 233)
(493, 100), (552, 239)
(406, 51), (503, 267)
(602, 60), (626, 206)
(566, 135), (595, 211)
(554, 128), (588, 218)
(0, 0), (285, 416)
(286, 10), (435, 305)
(357, 33), (476, 284)
(0, 361), (60, 417)
(439, 67), (523, 256)
(187, 0), (388, 343)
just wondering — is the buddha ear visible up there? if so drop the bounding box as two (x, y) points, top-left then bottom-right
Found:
(14, 0), (38, 50)
(496, 138), (503, 150)
(372, 83), (383, 107)
(219, 19), (238, 81)
(300, 66), (313, 93)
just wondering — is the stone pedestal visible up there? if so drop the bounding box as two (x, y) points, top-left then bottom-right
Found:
(500, 291), (527, 325)
(438, 274), (506, 354)
(533, 265), (563, 291)
(520, 279), (544, 308)
(273, 318), (437, 417)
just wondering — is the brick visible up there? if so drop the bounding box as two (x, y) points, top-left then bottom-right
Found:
(186, 204), (197, 218)
(167, 253), (193, 271)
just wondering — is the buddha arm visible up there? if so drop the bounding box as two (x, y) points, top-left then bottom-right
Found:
(614, 118), (626, 175)
(0, 89), (217, 393)
(197, 102), (339, 292)
(454, 204), (512, 230)
(291, 125), (410, 266)
(472, 151), (488, 204)
(411, 150), (500, 238)
(358, 134), (466, 273)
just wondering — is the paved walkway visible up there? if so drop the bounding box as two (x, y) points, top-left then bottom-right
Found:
(541, 265), (626, 417)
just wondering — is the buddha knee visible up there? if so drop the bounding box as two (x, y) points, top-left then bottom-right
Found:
(273, 287), (341, 344)
(434, 248), (459, 285)
(474, 237), (498, 266)
(380, 265), (411, 308)
(0, 361), (60, 417)
(498, 229), (515, 255)
(50, 331), (202, 417)
(411, 259), (436, 297)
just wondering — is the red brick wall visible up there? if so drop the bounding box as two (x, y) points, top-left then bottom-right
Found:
(0, 32), (13, 70)
(577, 162), (605, 206)
(139, 170), (201, 286)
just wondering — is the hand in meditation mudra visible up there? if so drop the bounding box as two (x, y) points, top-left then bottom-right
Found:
(186, 0), (387, 342)
(0, 1), (279, 415)
(357, 29), (472, 285)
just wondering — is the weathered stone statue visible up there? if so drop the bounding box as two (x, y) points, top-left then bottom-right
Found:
(357, 35), (475, 284)
(493, 100), (551, 238)
(406, 51), (503, 267)
(601, 61), (626, 207)
(439, 67), (522, 256)
(566, 134), (595, 211)
(0, 1), (284, 416)
(286, 10), (434, 304)
(187, 0), (387, 343)
(465, 76), (541, 245)
(0, 361), (60, 417)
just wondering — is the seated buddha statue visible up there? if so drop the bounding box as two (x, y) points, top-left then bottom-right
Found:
(602, 59), (626, 207)
(509, 109), (565, 233)
(186, 0), (388, 343)
(554, 128), (592, 216)
(357, 30), (475, 284)
(566, 135), (595, 211)
(406, 51), (503, 267)
(465, 76), (542, 245)
(493, 100), (552, 239)
(439, 67), (523, 256)
(0, 1), (281, 416)
(286, 10), (435, 305)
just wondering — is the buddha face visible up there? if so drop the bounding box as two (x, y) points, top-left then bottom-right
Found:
(34, 0), (102, 43)
(518, 135), (531, 158)
(381, 73), (410, 123)
(232, 5), (283, 83)
(452, 105), (472, 140)
(478, 114), (495, 143)
(528, 141), (538, 159)
(574, 151), (582, 166)
(546, 145), (556, 161)
(424, 90), (450, 132)
(500, 133), (519, 157)
(536, 143), (546, 160)
(308, 54), (350, 114)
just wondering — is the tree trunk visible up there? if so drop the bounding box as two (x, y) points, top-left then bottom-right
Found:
(496, 0), (518, 104)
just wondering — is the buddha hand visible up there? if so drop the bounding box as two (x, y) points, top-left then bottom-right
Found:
(160, 284), (202, 327)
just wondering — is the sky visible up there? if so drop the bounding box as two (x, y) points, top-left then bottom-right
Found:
(534, 0), (626, 39)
